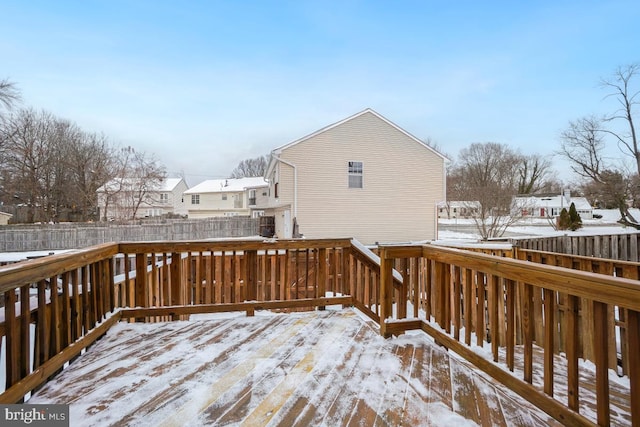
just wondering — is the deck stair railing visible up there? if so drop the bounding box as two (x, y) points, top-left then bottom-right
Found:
(378, 243), (640, 427)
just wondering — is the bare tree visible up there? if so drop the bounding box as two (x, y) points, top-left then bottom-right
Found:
(100, 146), (166, 220)
(1, 108), (59, 222)
(126, 148), (166, 219)
(450, 142), (526, 239)
(559, 114), (640, 225)
(600, 63), (640, 174)
(559, 115), (607, 181)
(517, 154), (553, 194)
(0, 78), (20, 111)
(64, 130), (115, 221)
(230, 155), (268, 178)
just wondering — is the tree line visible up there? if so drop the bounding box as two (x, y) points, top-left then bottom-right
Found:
(3, 62), (638, 229)
(0, 79), (166, 223)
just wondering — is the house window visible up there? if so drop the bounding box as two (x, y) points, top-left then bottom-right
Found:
(348, 161), (363, 188)
(222, 194), (227, 200)
(274, 182), (279, 198)
(160, 193), (168, 202)
(191, 194), (200, 205)
(249, 189), (256, 206)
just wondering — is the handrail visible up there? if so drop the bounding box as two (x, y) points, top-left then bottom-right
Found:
(0, 238), (370, 402)
(378, 243), (640, 426)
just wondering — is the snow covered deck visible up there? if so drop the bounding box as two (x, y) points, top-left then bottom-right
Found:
(29, 308), (567, 426)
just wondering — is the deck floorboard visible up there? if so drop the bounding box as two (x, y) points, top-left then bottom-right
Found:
(28, 309), (627, 426)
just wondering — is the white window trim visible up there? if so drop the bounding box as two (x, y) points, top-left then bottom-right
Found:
(348, 160), (364, 189)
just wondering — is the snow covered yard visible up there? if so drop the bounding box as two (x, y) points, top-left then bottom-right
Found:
(27, 308), (563, 426)
(438, 209), (640, 241)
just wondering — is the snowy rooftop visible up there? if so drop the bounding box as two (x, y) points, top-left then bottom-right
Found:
(514, 194), (593, 210)
(184, 177), (268, 194)
(97, 177), (184, 192)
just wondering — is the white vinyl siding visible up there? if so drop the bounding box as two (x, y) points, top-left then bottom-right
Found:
(273, 110), (445, 244)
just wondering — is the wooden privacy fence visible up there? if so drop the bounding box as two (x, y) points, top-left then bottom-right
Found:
(379, 244), (640, 427)
(0, 238), (386, 403)
(512, 232), (640, 262)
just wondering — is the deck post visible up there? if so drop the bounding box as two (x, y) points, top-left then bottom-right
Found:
(379, 247), (392, 338)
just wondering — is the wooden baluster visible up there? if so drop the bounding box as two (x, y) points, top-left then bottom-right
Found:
(215, 252), (222, 303)
(135, 254), (148, 321)
(234, 251), (242, 303)
(61, 272), (71, 348)
(37, 280), (51, 366)
(81, 266), (90, 333)
(490, 274), (499, 362)
(543, 288), (555, 397)
(566, 295), (579, 412)
(412, 258), (419, 318)
(5, 289), (19, 391)
(464, 268), (473, 346)
(71, 269), (80, 340)
(453, 265), (461, 341)
(317, 248), (327, 309)
(19, 285), (30, 382)
(594, 301), (610, 426)
(246, 249), (258, 304)
(124, 255), (131, 309)
(93, 262), (103, 322)
(205, 252), (213, 304)
(476, 271), (485, 346)
(106, 258), (115, 314)
(523, 283), (534, 384)
(397, 258), (407, 320)
(505, 279), (515, 372)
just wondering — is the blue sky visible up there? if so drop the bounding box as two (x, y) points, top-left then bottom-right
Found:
(1, 1), (639, 185)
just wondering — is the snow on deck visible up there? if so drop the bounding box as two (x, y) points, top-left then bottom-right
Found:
(27, 308), (565, 426)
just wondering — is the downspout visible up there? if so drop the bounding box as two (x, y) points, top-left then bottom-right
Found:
(272, 155), (297, 218)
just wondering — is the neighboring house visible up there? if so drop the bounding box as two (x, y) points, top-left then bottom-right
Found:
(97, 177), (188, 220)
(512, 191), (593, 219)
(184, 177), (268, 219)
(0, 211), (12, 225)
(264, 108), (447, 244)
(437, 201), (481, 219)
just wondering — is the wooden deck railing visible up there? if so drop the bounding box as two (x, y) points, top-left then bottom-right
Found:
(0, 238), (386, 403)
(2, 238), (639, 426)
(379, 243), (640, 427)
